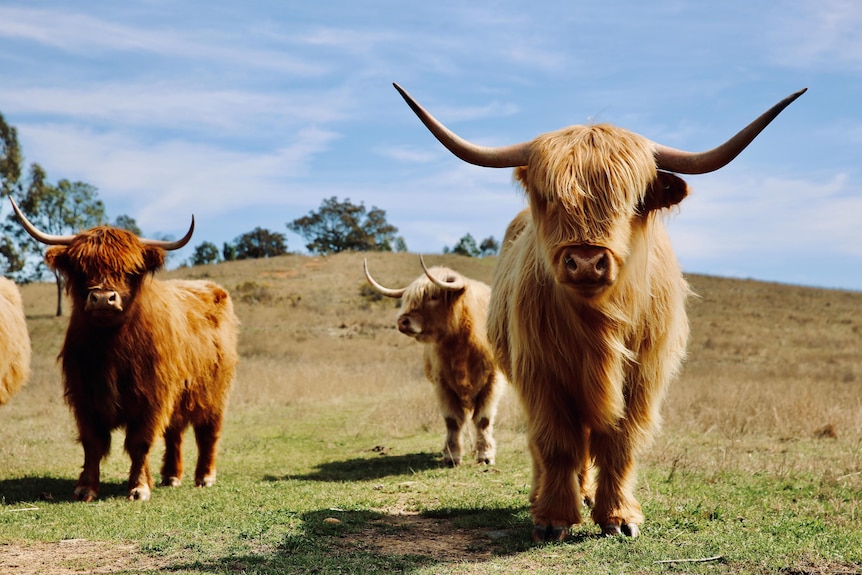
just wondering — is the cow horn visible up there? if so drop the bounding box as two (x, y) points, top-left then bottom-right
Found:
(139, 217), (195, 251)
(393, 83), (531, 168)
(9, 196), (75, 245)
(363, 258), (406, 298)
(653, 88), (807, 174)
(419, 255), (465, 291)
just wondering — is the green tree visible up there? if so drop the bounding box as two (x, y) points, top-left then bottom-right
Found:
(233, 227), (287, 260)
(190, 241), (221, 266)
(113, 214), (143, 236)
(479, 235), (499, 256)
(0, 112), (25, 276)
(222, 242), (237, 262)
(287, 196), (398, 255)
(449, 233), (480, 257)
(0, 112), (23, 198)
(3, 164), (106, 315)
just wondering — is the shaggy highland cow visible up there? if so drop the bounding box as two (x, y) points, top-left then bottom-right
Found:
(365, 257), (505, 466)
(12, 197), (238, 502)
(393, 83), (805, 540)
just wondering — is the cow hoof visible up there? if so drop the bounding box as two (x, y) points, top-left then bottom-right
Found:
(602, 523), (640, 538)
(477, 457), (495, 465)
(443, 458), (461, 468)
(195, 476), (216, 488)
(532, 523), (569, 543)
(127, 487), (151, 501)
(162, 476), (182, 487)
(73, 487), (98, 502)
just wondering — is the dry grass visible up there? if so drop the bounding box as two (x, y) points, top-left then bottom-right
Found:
(8, 251), (861, 468)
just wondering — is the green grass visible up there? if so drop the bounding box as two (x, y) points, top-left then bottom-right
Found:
(3, 396), (861, 573)
(2, 252), (862, 574)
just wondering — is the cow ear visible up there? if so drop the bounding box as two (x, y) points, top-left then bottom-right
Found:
(142, 246), (166, 272)
(640, 171), (689, 213)
(44, 246), (69, 273)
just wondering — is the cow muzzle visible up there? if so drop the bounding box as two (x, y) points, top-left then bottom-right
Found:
(397, 315), (422, 337)
(560, 245), (617, 295)
(85, 289), (124, 314)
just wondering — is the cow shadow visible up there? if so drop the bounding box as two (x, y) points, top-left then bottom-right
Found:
(263, 451), (443, 483)
(0, 475), (127, 504)
(158, 505), (571, 574)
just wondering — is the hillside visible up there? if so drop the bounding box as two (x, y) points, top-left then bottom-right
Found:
(12, 250), (862, 442)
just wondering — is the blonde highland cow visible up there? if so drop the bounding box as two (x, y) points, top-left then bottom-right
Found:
(365, 257), (505, 467)
(393, 83), (805, 541)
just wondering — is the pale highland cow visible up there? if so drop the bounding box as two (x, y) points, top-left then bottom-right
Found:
(0, 277), (31, 405)
(393, 83), (805, 540)
(365, 257), (505, 466)
(12, 197), (238, 502)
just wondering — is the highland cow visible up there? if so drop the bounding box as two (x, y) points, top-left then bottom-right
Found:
(393, 83), (805, 540)
(0, 277), (31, 406)
(11, 197), (238, 502)
(365, 256), (505, 466)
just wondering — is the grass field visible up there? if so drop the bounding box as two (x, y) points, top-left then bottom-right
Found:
(1, 251), (861, 574)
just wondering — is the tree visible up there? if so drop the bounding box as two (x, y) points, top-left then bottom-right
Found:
(449, 233), (480, 257)
(479, 235), (499, 256)
(0, 113), (24, 276)
(287, 196), (398, 255)
(190, 241), (221, 266)
(0, 112), (23, 198)
(222, 242), (237, 262)
(233, 227), (287, 260)
(444, 233), (499, 257)
(3, 164), (106, 315)
(113, 214), (143, 236)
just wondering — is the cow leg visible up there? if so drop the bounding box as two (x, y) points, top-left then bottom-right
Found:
(124, 424), (156, 501)
(579, 429), (595, 508)
(472, 376), (502, 465)
(161, 419), (186, 487)
(193, 417), (222, 487)
(442, 414), (466, 467)
(435, 385), (467, 466)
(589, 428), (643, 537)
(74, 422), (111, 502)
(527, 422), (588, 542)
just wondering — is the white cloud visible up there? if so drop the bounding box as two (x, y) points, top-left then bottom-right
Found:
(767, 0), (862, 70)
(670, 170), (862, 260)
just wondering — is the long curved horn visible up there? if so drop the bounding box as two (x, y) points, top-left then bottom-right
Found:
(393, 83), (531, 168)
(9, 196), (75, 245)
(653, 88), (807, 174)
(139, 216), (195, 251)
(419, 255), (465, 291)
(363, 258), (406, 298)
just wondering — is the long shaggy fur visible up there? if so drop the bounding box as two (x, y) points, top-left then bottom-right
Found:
(489, 123), (691, 536)
(46, 226), (239, 502)
(0, 277), (31, 405)
(390, 266), (505, 466)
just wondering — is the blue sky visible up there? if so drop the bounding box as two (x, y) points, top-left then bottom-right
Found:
(1, 1), (861, 290)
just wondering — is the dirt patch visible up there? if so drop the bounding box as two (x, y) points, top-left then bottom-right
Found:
(332, 512), (510, 562)
(0, 539), (172, 575)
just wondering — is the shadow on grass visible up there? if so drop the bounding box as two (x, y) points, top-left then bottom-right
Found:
(157, 506), (564, 574)
(263, 451), (442, 482)
(0, 475), (128, 504)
